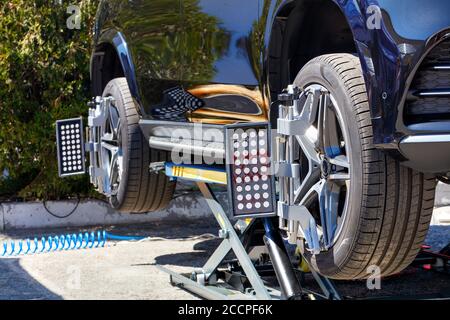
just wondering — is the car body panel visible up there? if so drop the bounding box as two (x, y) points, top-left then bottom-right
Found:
(331, 0), (450, 147)
(180, 0), (268, 124)
(94, 29), (141, 105)
(93, 0), (182, 114)
(91, 0), (450, 171)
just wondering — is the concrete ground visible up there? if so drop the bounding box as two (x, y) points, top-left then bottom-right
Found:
(0, 215), (449, 300)
(0, 223), (218, 300)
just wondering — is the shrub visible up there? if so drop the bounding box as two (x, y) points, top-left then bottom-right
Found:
(0, 0), (99, 200)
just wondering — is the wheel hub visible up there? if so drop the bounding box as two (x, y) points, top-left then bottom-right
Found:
(320, 157), (331, 178)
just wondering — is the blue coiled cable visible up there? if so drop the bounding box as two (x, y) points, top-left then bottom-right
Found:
(0, 230), (146, 257)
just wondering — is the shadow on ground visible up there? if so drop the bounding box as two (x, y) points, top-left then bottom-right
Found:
(152, 223), (450, 300)
(0, 258), (61, 300)
(331, 267), (450, 299)
(154, 238), (221, 267)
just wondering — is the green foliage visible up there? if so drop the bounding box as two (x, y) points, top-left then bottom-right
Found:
(0, 0), (99, 200)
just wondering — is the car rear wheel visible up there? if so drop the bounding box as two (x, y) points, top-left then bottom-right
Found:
(292, 54), (437, 279)
(99, 78), (176, 213)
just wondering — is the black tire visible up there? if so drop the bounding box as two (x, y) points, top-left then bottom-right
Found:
(102, 78), (176, 213)
(295, 54), (436, 279)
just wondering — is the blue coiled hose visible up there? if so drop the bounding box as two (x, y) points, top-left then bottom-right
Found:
(0, 230), (146, 257)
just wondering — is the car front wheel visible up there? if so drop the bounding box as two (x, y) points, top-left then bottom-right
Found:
(291, 54), (436, 279)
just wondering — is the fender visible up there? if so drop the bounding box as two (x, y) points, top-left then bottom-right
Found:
(265, 0), (450, 147)
(337, 0), (450, 147)
(90, 29), (144, 115)
(264, 0), (380, 137)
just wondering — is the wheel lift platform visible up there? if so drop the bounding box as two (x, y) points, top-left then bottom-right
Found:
(157, 163), (341, 300)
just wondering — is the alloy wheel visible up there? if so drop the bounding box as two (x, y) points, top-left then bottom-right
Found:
(293, 85), (351, 250)
(98, 98), (123, 196)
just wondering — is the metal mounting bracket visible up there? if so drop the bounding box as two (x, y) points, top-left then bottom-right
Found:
(275, 162), (301, 178)
(277, 202), (321, 255)
(87, 96), (115, 191)
(277, 118), (310, 136)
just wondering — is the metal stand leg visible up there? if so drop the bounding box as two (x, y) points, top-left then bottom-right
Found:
(262, 218), (304, 300)
(157, 182), (274, 300)
(196, 182), (272, 299)
(310, 269), (341, 300)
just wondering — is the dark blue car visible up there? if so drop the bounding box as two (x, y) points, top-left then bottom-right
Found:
(84, 0), (450, 279)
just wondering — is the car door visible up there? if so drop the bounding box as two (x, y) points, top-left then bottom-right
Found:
(119, 0), (183, 116)
(180, 0), (268, 124)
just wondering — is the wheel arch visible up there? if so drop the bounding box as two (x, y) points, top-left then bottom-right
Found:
(267, 0), (360, 94)
(267, 0), (375, 125)
(90, 30), (144, 115)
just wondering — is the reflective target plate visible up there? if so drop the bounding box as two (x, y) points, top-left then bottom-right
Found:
(225, 123), (276, 218)
(56, 118), (86, 177)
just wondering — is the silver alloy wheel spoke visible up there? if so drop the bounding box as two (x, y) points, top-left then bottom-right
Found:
(299, 179), (340, 249)
(329, 155), (350, 169)
(293, 138), (321, 205)
(101, 136), (117, 150)
(323, 103), (341, 158)
(316, 92), (328, 154)
(322, 104), (350, 182)
(99, 101), (123, 196)
(319, 180), (341, 247)
(109, 151), (120, 193)
(300, 88), (321, 127)
(292, 85), (351, 251)
(109, 106), (120, 134)
(293, 89), (322, 204)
